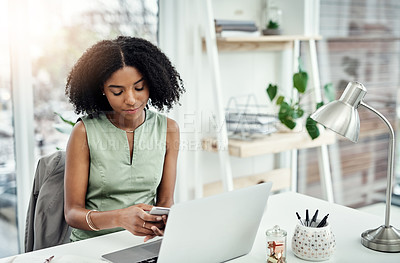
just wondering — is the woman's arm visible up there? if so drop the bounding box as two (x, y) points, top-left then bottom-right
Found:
(64, 121), (163, 237)
(156, 118), (180, 208)
(64, 121), (93, 229)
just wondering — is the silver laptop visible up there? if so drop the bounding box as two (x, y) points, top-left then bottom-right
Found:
(102, 182), (272, 263)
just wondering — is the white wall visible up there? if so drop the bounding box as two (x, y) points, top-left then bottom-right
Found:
(279, 0), (320, 36)
(212, 0), (265, 28)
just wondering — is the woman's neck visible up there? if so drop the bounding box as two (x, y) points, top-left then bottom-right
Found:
(106, 110), (146, 132)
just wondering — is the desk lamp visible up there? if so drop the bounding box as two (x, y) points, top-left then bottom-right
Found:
(311, 81), (400, 252)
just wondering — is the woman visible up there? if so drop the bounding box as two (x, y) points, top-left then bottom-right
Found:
(64, 36), (184, 242)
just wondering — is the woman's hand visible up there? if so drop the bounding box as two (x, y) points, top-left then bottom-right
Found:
(118, 204), (166, 241)
(144, 215), (168, 242)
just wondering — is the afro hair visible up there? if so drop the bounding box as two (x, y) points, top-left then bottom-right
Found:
(65, 36), (185, 115)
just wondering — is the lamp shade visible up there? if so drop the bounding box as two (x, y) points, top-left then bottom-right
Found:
(310, 81), (367, 143)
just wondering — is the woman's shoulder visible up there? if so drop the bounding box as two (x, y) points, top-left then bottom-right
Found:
(146, 110), (178, 135)
(147, 110), (178, 128)
(80, 112), (104, 122)
(70, 112), (105, 136)
(146, 110), (167, 125)
(146, 109), (164, 118)
(165, 117), (179, 149)
(166, 117), (179, 131)
(68, 120), (88, 145)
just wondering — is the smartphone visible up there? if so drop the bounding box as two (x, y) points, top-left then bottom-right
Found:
(149, 206), (170, 215)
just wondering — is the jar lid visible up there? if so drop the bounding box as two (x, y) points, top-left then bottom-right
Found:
(266, 225), (287, 237)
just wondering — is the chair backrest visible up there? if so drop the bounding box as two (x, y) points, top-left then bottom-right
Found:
(25, 151), (71, 252)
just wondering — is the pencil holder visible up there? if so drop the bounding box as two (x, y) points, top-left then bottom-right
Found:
(291, 221), (335, 261)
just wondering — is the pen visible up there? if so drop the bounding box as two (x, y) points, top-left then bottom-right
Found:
(305, 209), (309, 227)
(44, 255), (54, 263)
(317, 214), (329, 228)
(296, 212), (304, 226)
(310, 209), (319, 227)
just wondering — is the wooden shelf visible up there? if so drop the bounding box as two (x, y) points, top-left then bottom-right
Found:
(199, 2), (333, 200)
(202, 35), (322, 52)
(203, 168), (291, 197)
(202, 130), (336, 158)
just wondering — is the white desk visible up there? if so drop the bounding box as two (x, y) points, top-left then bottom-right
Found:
(1, 192), (399, 262)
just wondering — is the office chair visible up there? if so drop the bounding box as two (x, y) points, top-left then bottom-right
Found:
(25, 151), (71, 252)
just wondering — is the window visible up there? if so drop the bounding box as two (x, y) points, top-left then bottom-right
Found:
(0, 0), (158, 256)
(0, 0), (18, 256)
(299, 0), (400, 207)
(31, 0), (159, 156)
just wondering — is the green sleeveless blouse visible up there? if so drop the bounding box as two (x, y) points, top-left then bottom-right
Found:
(70, 109), (167, 241)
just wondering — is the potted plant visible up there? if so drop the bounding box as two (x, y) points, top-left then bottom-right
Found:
(262, 20), (281, 35)
(266, 66), (333, 140)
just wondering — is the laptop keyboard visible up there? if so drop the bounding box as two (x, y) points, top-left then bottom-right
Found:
(138, 256), (158, 263)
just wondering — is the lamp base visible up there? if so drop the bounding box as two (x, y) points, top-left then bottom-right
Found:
(361, 225), (400, 252)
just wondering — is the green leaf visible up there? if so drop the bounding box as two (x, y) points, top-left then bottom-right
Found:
(267, 84), (277, 101)
(324, 83), (335, 102)
(306, 116), (320, 140)
(267, 20), (279, 29)
(278, 102), (290, 121)
(276, 95), (285, 105)
(316, 101), (324, 110)
(294, 107), (304, 118)
(282, 118), (297, 129)
(54, 112), (75, 127)
(293, 71), (308, 93)
(278, 102), (297, 129)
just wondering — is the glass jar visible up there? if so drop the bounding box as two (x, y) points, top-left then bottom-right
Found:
(267, 6), (282, 28)
(263, 3), (282, 35)
(266, 225), (287, 263)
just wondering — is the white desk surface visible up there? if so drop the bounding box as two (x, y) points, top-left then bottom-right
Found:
(1, 192), (399, 262)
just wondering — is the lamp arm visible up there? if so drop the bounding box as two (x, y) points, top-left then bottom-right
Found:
(360, 101), (395, 227)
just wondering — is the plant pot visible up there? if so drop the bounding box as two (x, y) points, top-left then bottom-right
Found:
(262, 28), (282, 35)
